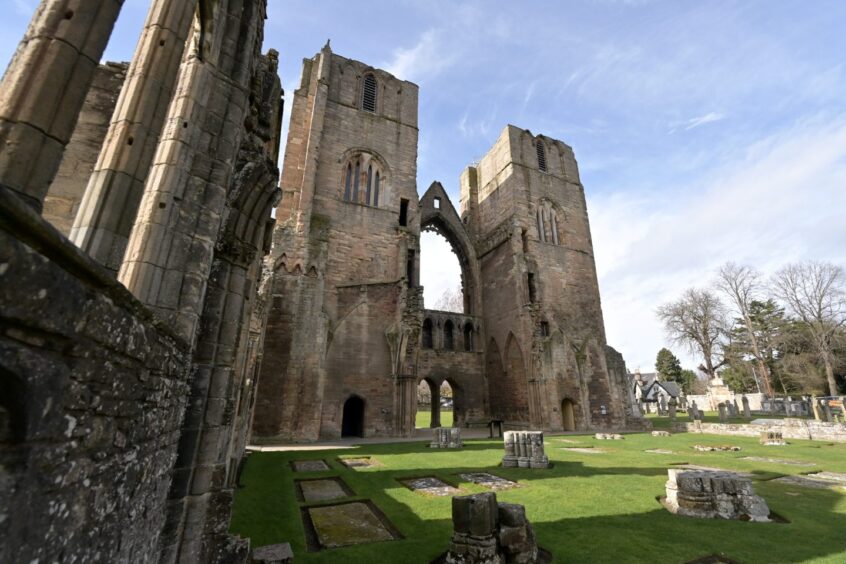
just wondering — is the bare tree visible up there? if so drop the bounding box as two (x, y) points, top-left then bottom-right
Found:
(716, 262), (774, 397)
(434, 285), (464, 313)
(656, 288), (729, 380)
(772, 261), (845, 396)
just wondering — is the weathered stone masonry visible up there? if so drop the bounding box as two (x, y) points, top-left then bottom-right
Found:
(1, 1), (282, 562)
(252, 48), (637, 442)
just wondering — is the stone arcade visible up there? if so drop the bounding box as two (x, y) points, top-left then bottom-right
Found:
(1, 2), (638, 563)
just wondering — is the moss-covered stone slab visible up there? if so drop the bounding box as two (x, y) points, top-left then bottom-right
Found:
(338, 456), (382, 469)
(400, 476), (460, 496)
(740, 457), (816, 467)
(306, 501), (397, 549)
(459, 472), (519, 491)
(291, 459), (330, 472)
(297, 477), (353, 502)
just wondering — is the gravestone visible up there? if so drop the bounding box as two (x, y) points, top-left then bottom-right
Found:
(668, 397), (677, 422)
(718, 403), (728, 423)
(658, 395), (668, 416)
(727, 402), (737, 418)
(759, 431), (786, 446)
(663, 469), (771, 522)
(502, 431), (549, 469)
(822, 400), (833, 422)
(741, 395), (751, 419)
(431, 427), (463, 449)
(811, 396), (822, 420)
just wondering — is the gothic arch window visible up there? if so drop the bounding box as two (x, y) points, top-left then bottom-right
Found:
(536, 140), (547, 172)
(422, 318), (434, 349)
(341, 153), (386, 207)
(463, 322), (474, 352)
(362, 73), (377, 112)
(444, 319), (455, 350)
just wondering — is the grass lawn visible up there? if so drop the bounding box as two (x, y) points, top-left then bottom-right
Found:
(231, 431), (846, 563)
(414, 409), (453, 429)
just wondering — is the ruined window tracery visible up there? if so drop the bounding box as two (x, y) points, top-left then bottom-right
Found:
(422, 318), (434, 349)
(342, 153), (385, 207)
(444, 319), (455, 350)
(362, 73), (377, 112)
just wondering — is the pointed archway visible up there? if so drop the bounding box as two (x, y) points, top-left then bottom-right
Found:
(561, 398), (576, 431)
(341, 396), (365, 437)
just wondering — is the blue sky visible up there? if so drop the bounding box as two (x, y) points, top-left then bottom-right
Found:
(3, 0), (845, 371)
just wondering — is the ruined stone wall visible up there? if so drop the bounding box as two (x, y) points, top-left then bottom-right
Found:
(0, 189), (189, 564)
(253, 46), (419, 440)
(461, 125), (625, 430)
(673, 419), (846, 442)
(43, 62), (128, 236)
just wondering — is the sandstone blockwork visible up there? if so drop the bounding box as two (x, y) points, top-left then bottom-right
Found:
(251, 46), (637, 441)
(1, 1), (282, 563)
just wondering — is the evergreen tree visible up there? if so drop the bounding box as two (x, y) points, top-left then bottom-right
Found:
(655, 348), (683, 382)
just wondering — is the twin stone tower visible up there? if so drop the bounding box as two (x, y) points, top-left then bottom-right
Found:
(250, 43), (638, 441)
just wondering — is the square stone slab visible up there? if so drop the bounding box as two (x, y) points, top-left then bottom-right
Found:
(459, 472), (519, 490)
(645, 449), (676, 455)
(291, 459), (331, 472)
(338, 457), (381, 469)
(297, 478), (352, 502)
(400, 476), (461, 496)
(773, 475), (844, 490)
(740, 457), (816, 467)
(807, 471), (846, 484)
(306, 502), (396, 549)
(561, 447), (606, 454)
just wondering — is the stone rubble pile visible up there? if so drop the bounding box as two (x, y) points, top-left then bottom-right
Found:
(444, 492), (548, 564)
(759, 431), (787, 446)
(663, 469), (771, 522)
(595, 433), (625, 440)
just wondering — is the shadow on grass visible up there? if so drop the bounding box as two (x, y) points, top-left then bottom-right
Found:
(231, 439), (846, 564)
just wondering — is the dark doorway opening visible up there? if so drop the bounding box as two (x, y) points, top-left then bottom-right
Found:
(342, 396), (365, 437)
(561, 398), (576, 431)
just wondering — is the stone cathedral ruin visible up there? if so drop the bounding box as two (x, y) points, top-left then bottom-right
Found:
(0, 1), (638, 562)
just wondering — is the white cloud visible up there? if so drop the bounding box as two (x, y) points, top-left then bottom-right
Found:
(591, 114), (846, 371)
(683, 111), (726, 130)
(420, 230), (462, 308)
(384, 29), (456, 83)
(12, 0), (35, 16)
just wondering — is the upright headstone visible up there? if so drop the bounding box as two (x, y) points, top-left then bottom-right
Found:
(718, 402), (728, 423)
(668, 397), (677, 422)
(822, 400), (833, 423)
(811, 396), (822, 421)
(732, 399), (741, 417)
(690, 400), (701, 421)
(741, 395), (751, 419)
(658, 395), (668, 416)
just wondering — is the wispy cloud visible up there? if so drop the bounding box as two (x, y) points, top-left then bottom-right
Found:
(684, 111), (726, 130)
(12, 0), (34, 16)
(384, 29), (456, 83)
(591, 114), (846, 370)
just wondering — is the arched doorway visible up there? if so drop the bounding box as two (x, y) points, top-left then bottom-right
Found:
(341, 396), (365, 437)
(416, 379), (439, 428)
(561, 398), (576, 431)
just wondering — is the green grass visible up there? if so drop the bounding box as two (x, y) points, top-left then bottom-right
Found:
(414, 409), (453, 429)
(231, 431), (846, 563)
